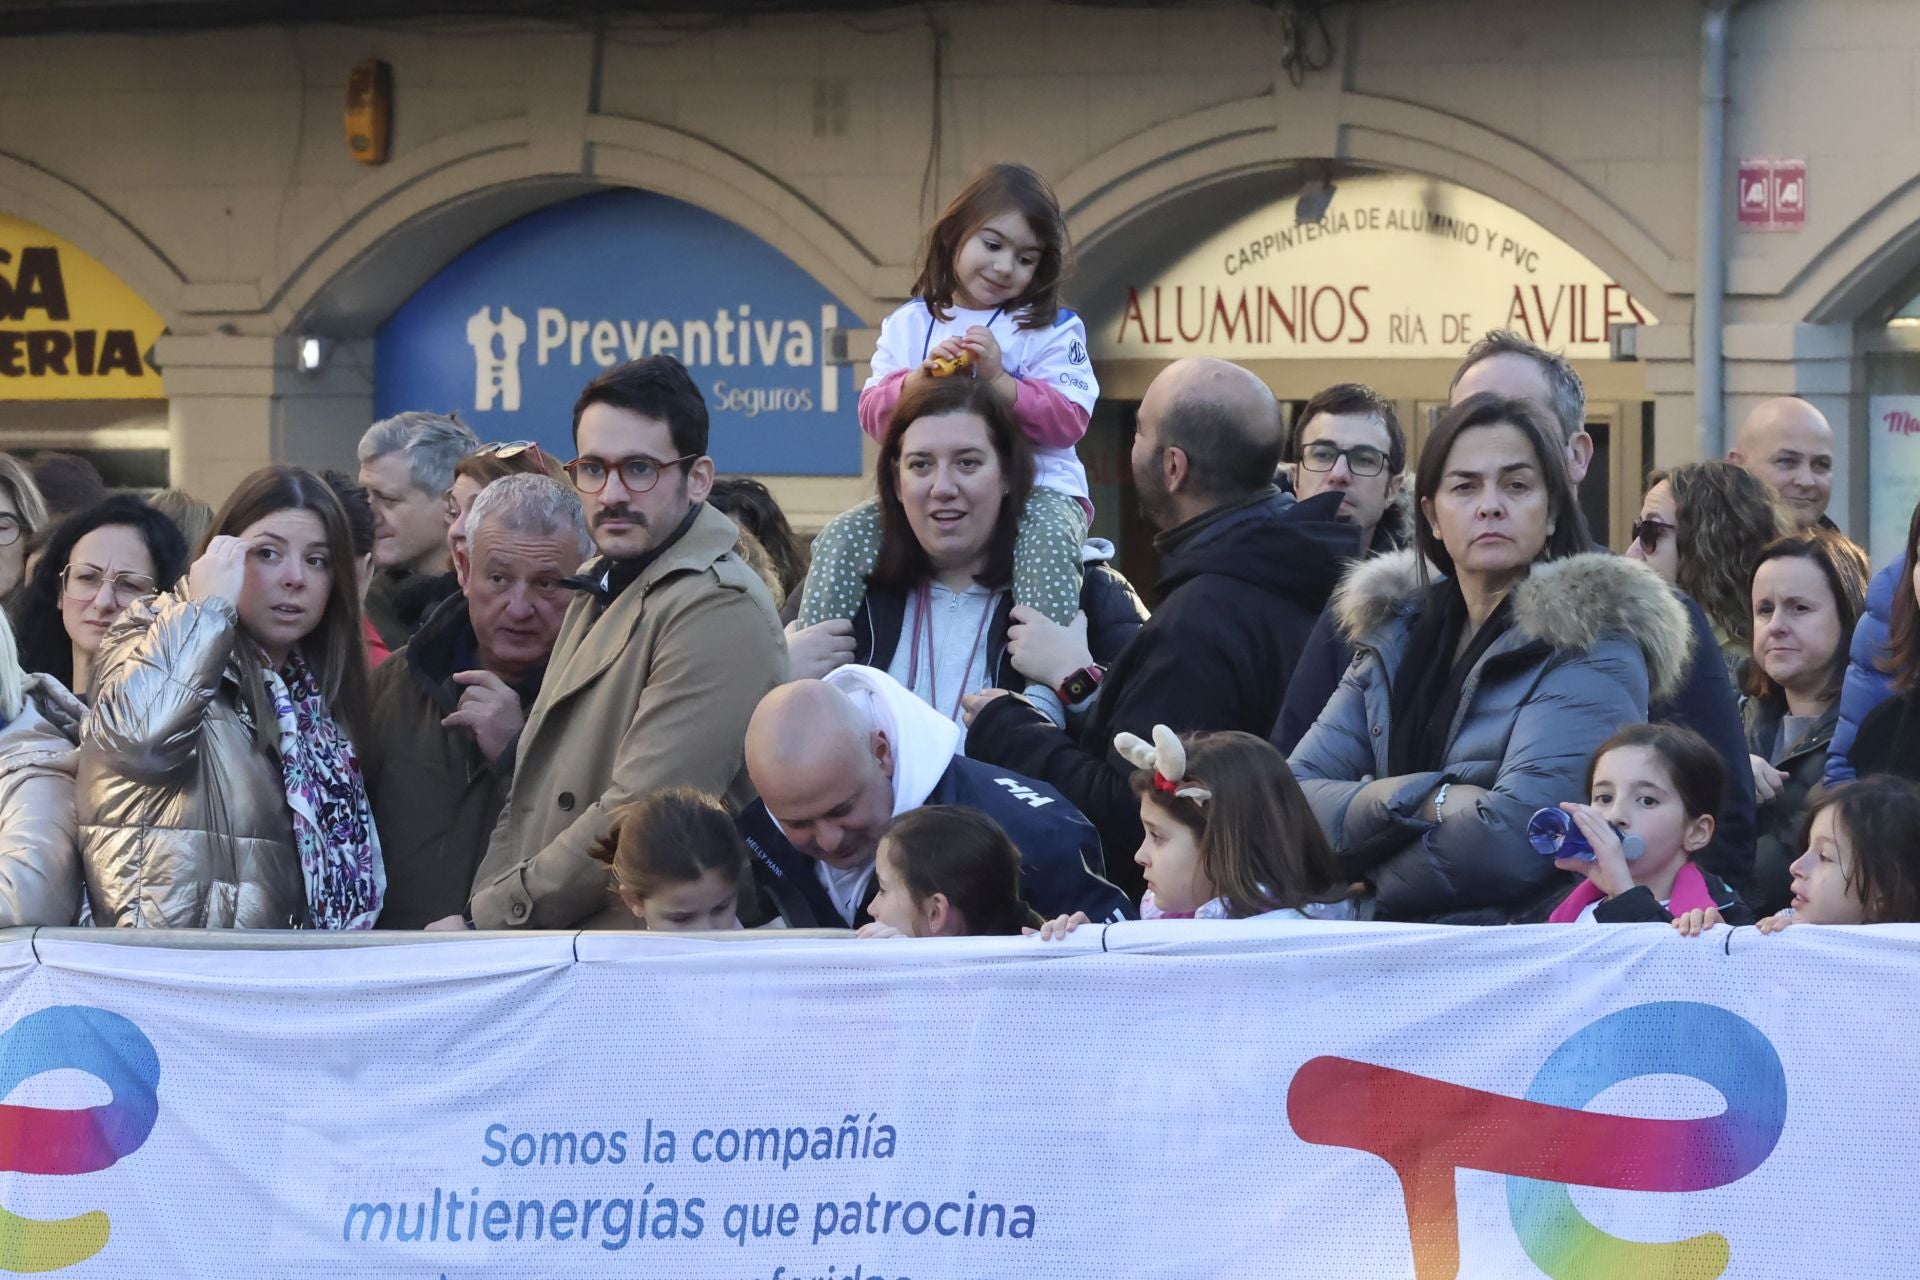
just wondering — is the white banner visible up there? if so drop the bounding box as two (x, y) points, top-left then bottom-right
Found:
(1, 923), (1915, 1279)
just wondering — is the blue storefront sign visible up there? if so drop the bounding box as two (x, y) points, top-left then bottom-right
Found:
(376, 190), (863, 475)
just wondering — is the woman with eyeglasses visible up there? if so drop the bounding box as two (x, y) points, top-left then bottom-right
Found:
(8, 496), (188, 701)
(0, 455), (50, 602)
(1626, 462), (1788, 679)
(80, 466), (382, 929)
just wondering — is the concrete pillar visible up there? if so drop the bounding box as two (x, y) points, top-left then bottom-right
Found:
(156, 333), (374, 503)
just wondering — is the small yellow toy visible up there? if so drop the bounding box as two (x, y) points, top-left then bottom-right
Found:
(928, 349), (974, 377)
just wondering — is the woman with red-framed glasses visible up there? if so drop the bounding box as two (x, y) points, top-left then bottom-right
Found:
(1627, 461), (1790, 680)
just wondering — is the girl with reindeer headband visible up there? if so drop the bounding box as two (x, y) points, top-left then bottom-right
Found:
(1030, 726), (1362, 937)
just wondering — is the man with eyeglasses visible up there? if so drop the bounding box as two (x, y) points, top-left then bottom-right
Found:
(458, 356), (787, 931)
(1286, 383), (1408, 558)
(1268, 383), (1409, 754)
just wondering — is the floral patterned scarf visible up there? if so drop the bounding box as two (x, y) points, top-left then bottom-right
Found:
(262, 652), (385, 930)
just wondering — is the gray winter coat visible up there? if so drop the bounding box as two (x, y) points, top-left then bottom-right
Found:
(1289, 550), (1694, 922)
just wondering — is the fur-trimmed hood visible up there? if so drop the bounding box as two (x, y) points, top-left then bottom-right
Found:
(1331, 548), (1695, 704)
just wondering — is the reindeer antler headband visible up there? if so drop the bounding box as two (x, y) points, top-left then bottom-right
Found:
(1114, 724), (1212, 805)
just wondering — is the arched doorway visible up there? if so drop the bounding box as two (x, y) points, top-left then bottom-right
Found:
(1068, 165), (1661, 586)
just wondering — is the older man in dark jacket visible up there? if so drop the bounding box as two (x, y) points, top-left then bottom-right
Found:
(964, 358), (1359, 900)
(363, 475), (590, 928)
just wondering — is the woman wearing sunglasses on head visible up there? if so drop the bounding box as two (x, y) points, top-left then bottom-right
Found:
(8, 496), (188, 702)
(1626, 461), (1790, 681)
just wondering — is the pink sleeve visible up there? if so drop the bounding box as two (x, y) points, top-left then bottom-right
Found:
(1012, 375), (1091, 448)
(857, 370), (910, 442)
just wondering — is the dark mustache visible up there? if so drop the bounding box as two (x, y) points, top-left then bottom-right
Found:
(594, 506), (647, 528)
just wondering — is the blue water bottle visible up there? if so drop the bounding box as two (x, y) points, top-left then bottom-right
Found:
(1528, 807), (1644, 862)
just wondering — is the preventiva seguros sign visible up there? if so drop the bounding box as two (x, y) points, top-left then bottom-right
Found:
(375, 190), (864, 475)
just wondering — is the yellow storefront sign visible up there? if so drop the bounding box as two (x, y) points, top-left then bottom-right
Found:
(0, 212), (167, 400)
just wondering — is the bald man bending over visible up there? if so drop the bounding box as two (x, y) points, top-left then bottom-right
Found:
(1730, 397), (1839, 530)
(964, 357), (1361, 901)
(736, 666), (1129, 929)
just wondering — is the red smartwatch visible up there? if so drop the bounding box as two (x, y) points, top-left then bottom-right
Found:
(1057, 664), (1104, 705)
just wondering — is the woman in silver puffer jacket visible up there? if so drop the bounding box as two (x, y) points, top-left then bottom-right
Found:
(0, 607), (89, 927)
(79, 467), (383, 929)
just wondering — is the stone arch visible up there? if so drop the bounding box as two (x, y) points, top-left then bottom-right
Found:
(272, 113), (888, 336)
(0, 150), (190, 324)
(1056, 90), (1683, 323)
(1796, 176), (1920, 325)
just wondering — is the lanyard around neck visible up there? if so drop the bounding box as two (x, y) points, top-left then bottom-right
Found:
(920, 303), (1007, 360)
(907, 581), (995, 721)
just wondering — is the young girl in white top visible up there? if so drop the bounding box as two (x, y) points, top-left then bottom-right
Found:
(1032, 727), (1361, 936)
(799, 164), (1097, 646)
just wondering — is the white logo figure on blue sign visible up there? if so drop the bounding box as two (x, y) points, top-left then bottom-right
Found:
(466, 306), (528, 412)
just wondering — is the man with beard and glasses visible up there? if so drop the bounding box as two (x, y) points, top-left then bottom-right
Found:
(449, 356), (787, 930)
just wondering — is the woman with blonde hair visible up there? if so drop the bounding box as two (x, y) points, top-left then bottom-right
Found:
(0, 453), (49, 600)
(0, 606), (87, 925)
(80, 466), (383, 929)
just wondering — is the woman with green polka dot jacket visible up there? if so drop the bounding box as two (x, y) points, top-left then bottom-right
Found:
(785, 376), (1145, 731)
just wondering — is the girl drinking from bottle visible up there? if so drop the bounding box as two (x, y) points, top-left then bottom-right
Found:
(1544, 723), (1753, 926)
(793, 163), (1098, 726)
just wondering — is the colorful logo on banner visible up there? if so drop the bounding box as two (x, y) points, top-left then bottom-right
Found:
(0, 1006), (160, 1272)
(1287, 1002), (1786, 1280)
(376, 189), (864, 476)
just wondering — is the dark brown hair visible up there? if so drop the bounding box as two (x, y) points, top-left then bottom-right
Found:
(1651, 461), (1790, 653)
(205, 466), (371, 747)
(591, 786), (750, 902)
(710, 477), (809, 603)
(1799, 776), (1920, 924)
(1881, 498), (1920, 693)
(1131, 731), (1348, 917)
(1743, 528), (1870, 703)
(571, 355), (708, 457)
(879, 806), (1042, 936)
(1413, 392), (1591, 582)
(1585, 723), (1724, 824)
(868, 375), (1035, 597)
(1289, 381), (1406, 477)
(912, 163), (1070, 329)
